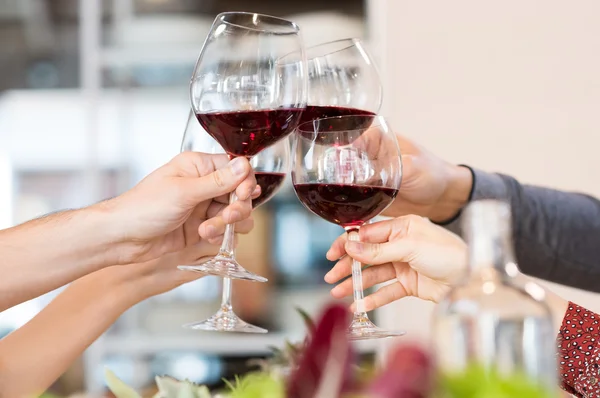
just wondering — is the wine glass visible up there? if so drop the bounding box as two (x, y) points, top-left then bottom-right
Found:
(299, 37), (382, 124)
(185, 12), (306, 282)
(292, 114), (404, 340)
(180, 110), (290, 332)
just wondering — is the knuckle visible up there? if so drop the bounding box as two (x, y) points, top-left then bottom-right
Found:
(393, 214), (420, 236)
(389, 290), (400, 304)
(212, 170), (226, 188)
(175, 151), (197, 166)
(370, 243), (382, 258)
(406, 214), (421, 222)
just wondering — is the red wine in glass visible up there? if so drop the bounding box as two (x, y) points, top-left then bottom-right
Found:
(299, 105), (375, 125)
(297, 106), (376, 146)
(253, 172), (287, 208)
(293, 183), (398, 229)
(292, 114), (404, 340)
(196, 109), (303, 158)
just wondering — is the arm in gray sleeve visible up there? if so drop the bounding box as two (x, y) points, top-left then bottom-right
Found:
(443, 167), (600, 292)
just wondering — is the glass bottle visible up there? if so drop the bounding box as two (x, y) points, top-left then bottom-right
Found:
(433, 200), (558, 394)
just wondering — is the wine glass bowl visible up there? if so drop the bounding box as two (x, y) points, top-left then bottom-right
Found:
(190, 12), (306, 158)
(250, 140), (290, 208)
(299, 38), (382, 124)
(184, 11), (306, 282)
(292, 114), (404, 340)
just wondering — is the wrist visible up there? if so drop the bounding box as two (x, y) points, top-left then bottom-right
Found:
(80, 200), (134, 267)
(73, 265), (143, 312)
(430, 165), (474, 223)
(90, 198), (144, 266)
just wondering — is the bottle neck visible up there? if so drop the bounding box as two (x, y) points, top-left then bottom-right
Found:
(464, 200), (516, 279)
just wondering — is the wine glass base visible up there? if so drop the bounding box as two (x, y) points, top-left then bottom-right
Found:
(347, 315), (406, 341)
(178, 255), (267, 283)
(183, 308), (268, 334)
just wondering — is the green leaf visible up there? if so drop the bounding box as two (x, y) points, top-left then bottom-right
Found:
(285, 340), (300, 356)
(226, 372), (284, 398)
(295, 307), (316, 334)
(438, 364), (560, 398)
(104, 367), (142, 398)
(154, 376), (211, 398)
(222, 377), (236, 392)
(176, 383), (196, 398)
(155, 375), (183, 396)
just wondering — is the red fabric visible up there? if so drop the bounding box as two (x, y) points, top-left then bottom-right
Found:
(557, 302), (600, 396)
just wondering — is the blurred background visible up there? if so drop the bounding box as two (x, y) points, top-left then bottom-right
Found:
(2, 0), (600, 396)
(0, 0), (372, 395)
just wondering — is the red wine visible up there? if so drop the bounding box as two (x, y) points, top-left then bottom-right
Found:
(296, 106), (376, 145)
(253, 172), (286, 208)
(293, 183), (398, 229)
(196, 108), (303, 158)
(299, 105), (376, 125)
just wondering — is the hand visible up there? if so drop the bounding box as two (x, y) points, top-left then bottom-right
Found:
(87, 220), (253, 304)
(103, 152), (258, 264)
(382, 135), (473, 222)
(104, 240), (229, 303)
(324, 215), (467, 311)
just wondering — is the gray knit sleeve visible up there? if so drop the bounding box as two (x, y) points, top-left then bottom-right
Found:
(442, 167), (600, 292)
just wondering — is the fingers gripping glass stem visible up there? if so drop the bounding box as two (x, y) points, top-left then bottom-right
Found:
(346, 228), (406, 340)
(178, 191), (267, 282)
(218, 191), (238, 259)
(349, 230), (367, 314)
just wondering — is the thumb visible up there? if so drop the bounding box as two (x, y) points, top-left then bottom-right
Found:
(345, 239), (413, 265)
(182, 157), (252, 204)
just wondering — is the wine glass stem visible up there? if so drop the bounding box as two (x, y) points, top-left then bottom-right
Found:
(220, 277), (233, 311)
(217, 191), (237, 259)
(348, 229), (369, 320)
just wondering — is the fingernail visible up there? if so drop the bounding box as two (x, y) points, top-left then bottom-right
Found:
(230, 210), (241, 221)
(229, 157), (246, 176)
(324, 271), (332, 281)
(346, 241), (363, 253)
(252, 185), (261, 196)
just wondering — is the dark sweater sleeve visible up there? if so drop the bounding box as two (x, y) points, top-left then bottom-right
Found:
(443, 168), (600, 292)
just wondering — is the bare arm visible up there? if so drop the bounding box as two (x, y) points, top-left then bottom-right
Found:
(0, 204), (123, 312)
(0, 245), (212, 398)
(0, 152), (257, 313)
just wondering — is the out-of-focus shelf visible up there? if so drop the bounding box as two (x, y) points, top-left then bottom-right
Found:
(0, 88), (187, 173)
(101, 46), (200, 68)
(99, 11), (367, 69)
(101, 332), (381, 356)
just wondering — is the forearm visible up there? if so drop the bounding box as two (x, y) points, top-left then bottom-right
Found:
(443, 168), (600, 292)
(0, 203), (123, 311)
(0, 268), (137, 398)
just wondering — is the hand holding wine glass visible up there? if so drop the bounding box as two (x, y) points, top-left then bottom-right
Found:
(292, 114), (404, 340)
(325, 215), (468, 308)
(179, 110), (290, 333)
(184, 11), (306, 283)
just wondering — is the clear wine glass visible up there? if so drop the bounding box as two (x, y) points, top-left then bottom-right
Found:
(292, 114), (404, 340)
(298, 37), (382, 125)
(180, 110), (290, 332)
(185, 12), (306, 282)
